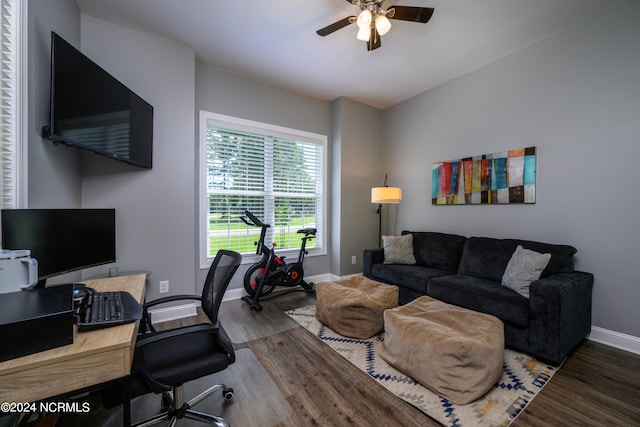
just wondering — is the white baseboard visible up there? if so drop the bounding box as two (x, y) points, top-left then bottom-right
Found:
(587, 326), (640, 356)
(149, 302), (198, 324)
(148, 273), (339, 324)
(149, 272), (640, 358)
(223, 273), (338, 302)
(223, 287), (246, 302)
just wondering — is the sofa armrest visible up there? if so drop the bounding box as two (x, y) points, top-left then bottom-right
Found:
(528, 271), (594, 365)
(363, 248), (384, 278)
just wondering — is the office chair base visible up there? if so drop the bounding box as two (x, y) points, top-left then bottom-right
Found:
(133, 383), (233, 427)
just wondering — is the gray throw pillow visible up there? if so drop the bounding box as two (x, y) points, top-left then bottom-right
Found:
(502, 245), (551, 298)
(383, 234), (416, 265)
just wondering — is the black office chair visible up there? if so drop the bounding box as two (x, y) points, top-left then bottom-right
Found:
(128, 249), (242, 427)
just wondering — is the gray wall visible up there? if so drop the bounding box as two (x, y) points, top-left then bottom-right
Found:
(27, 1), (638, 342)
(78, 15), (197, 301)
(194, 62), (333, 290)
(331, 98), (384, 276)
(27, 2), (382, 298)
(28, 0), (81, 208)
(28, 8), (198, 295)
(382, 1), (640, 338)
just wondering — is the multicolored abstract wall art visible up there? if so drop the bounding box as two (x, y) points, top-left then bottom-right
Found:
(432, 147), (536, 205)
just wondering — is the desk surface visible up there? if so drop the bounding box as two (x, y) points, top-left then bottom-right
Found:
(0, 275), (146, 403)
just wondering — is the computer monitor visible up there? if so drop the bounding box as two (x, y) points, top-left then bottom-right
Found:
(0, 209), (116, 286)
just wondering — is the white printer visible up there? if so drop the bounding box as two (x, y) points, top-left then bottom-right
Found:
(0, 249), (38, 294)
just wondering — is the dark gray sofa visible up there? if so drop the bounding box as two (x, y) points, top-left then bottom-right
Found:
(363, 231), (593, 365)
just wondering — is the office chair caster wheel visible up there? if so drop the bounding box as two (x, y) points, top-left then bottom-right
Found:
(223, 387), (234, 401)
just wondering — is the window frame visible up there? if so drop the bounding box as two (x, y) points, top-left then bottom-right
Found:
(0, 0), (28, 209)
(198, 110), (327, 268)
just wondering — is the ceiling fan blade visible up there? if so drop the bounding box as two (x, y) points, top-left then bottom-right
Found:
(388, 6), (434, 23)
(367, 27), (381, 52)
(316, 16), (356, 36)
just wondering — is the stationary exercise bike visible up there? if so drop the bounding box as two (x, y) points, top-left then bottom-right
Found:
(240, 210), (316, 311)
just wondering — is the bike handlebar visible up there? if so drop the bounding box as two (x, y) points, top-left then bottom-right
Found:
(241, 210), (269, 228)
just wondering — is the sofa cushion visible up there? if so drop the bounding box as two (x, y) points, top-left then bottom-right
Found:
(382, 234), (416, 265)
(428, 274), (530, 326)
(505, 239), (576, 276)
(502, 245), (551, 298)
(371, 264), (452, 295)
(401, 231), (466, 272)
(458, 237), (576, 282)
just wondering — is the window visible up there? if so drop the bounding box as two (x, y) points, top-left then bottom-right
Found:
(199, 111), (326, 266)
(0, 0), (26, 209)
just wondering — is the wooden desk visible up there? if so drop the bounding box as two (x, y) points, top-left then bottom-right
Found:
(0, 275), (146, 403)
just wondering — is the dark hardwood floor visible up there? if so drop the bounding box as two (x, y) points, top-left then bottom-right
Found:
(515, 339), (640, 426)
(158, 291), (640, 426)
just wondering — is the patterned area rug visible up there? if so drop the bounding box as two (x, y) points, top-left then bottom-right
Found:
(286, 305), (558, 427)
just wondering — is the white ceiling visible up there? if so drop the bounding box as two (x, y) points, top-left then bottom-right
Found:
(75, 0), (626, 109)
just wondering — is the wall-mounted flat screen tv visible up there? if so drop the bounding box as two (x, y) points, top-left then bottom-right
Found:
(42, 32), (153, 169)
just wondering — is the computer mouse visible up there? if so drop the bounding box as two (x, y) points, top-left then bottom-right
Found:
(73, 283), (97, 299)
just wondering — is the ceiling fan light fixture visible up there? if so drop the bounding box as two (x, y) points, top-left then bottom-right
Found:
(357, 26), (371, 41)
(315, 3), (435, 52)
(375, 14), (391, 36)
(356, 9), (372, 29)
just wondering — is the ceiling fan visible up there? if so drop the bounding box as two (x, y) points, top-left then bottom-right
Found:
(317, 0), (434, 51)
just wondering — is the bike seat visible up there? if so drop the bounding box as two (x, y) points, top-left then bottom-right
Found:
(297, 228), (317, 236)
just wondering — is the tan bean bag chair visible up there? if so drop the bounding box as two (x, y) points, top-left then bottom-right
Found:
(315, 276), (398, 339)
(380, 296), (504, 404)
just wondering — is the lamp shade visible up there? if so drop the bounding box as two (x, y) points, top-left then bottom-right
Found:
(357, 26), (371, 41)
(357, 9), (372, 29)
(375, 15), (392, 36)
(371, 186), (402, 204)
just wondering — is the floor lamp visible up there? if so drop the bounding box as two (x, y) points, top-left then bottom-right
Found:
(371, 174), (402, 248)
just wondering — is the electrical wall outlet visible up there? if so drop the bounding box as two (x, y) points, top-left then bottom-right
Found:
(352, 255), (357, 264)
(159, 280), (169, 293)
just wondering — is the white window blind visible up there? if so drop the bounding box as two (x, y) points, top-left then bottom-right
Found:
(200, 112), (326, 263)
(0, 0), (25, 209)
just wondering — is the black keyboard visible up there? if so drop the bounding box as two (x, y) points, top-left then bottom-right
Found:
(76, 291), (143, 331)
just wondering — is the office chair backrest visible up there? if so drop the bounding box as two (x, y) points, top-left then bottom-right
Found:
(202, 250), (242, 324)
